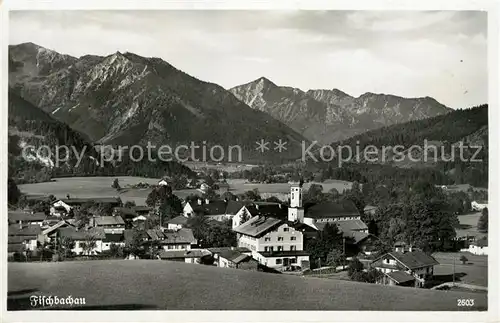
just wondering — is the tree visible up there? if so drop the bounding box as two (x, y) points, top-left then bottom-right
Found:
(240, 208), (251, 225)
(460, 255), (468, 265)
(304, 184), (324, 203)
(326, 248), (345, 268)
(109, 243), (124, 258)
(304, 223), (344, 268)
(124, 201), (136, 208)
(347, 257), (365, 277)
(125, 229), (146, 259)
(8, 177), (21, 207)
(59, 236), (75, 259)
(477, 208), (488, 232)
(186, 214), (210, 243)
(81, 234), (97, 256)
(344, 181), (365, 214)
(221, 191), (237, 201)
(112, 178), (121, 191)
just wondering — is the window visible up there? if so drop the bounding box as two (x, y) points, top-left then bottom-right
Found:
(291, 236), (296, 241)
(277, 246), (283, 251)
(264, 237), (271, 242)
(290, 246), (296, 251)
(264, 247), (269, 252)
(269, 246), (274, 252)
(283, 228), (289, 232)
(277, 237), (284, 241)
(385, 258), (390, 264)
(276, 259), (282, 265)
(291, 258), (297, 263)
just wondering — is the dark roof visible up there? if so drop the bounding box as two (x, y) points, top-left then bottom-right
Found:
(306, 200), (360, 219)
(390, 251), (439, 269)
(218, 250), (251, 264)
(58, 227), (106, 240)
(344, 231), (371, 244)
(167, 215), (189, 225)
(8, 224), (42, 237)
(113, 207), (137, 218)
(163, 228), (197, 245)
(246, 202), (287, 218)
(132, 206), (153, 213)
(158, 249), (211, 259)
(335, 219), (368, 232)
(94, 216), (125, 226)
(192, 200), (227, 216)
(9, 236), (34, 244)
(225, 200), (245, 215)
(386, 271), (415, 284)
(59, 197), (122, 206)
(8, 211), (47, 222)
(104, 233), (124, 243)
(257, 250), (310, 258)
(207, 247), (251, 254)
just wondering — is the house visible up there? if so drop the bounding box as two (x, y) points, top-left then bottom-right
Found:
(471, 200), (488, 211)
(371, 247), (439, 288)
(50, 197), (122, 216)
(157, 249), (212, 264)
(217, 248), (259, 270)
(183, 199), (227, 220)
(92, 215), (125, 234)
(8, 224), (41, 254)
(232, 182), (314, 272)
(145, 228), (197, 250)
(38, 219), (77, 244)
(58, 227), (107, 255)
(232, 201), (286, 229)
(166, 215), (189, 230)
(464, 237), (488, 255)
(132, 205), (153, 215)
(8, 211), (47, 226)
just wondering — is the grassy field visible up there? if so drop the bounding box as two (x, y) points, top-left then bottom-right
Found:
(19, 177), (353, 205)
(456, 212), (488, 239)
(432, 252), (488, 287)
(8, 260), (486, 311)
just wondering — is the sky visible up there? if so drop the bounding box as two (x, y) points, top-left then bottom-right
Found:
(9, 10), (487, 109)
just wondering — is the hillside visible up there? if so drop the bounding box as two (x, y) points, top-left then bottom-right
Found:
(8, 90), (194, 183)
(230, 77), (451, 143)
(9, 43), (307, 162)
(8, 260), (486, 311)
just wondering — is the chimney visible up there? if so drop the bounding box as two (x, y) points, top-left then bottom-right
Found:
(205, 199), (209, 205)
(197, 198), (202, 205)
(19, 220), (23, 229)
(408, 245), (413, 253)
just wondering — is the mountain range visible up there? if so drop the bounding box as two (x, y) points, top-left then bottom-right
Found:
(10, 42), (452, 164)
(9, 43), (306, 162)
(230, 77), (451, 143)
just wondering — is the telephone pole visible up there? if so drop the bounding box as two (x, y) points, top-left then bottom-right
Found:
(452, 256), (456, 286)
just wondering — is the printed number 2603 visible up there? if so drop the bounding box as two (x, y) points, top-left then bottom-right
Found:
(457, 299), (475, 307)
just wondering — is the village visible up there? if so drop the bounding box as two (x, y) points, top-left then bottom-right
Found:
(8, 174), (489, 291)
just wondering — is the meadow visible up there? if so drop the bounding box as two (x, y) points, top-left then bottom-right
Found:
(8, 260), (487, 311)
(19, 177), (353, 205)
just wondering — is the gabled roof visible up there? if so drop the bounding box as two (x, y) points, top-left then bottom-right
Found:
(167, 215), (189, 225)
(192, 200), (227, 216)
(8, 224), (42, 237)
(232, 215), (283, 238)
(163, 228), (197, 245)
(246, 202), (287, 219)
(132, 206), (153, 213)
(218, 249), (251, 264)
(225, 201), (245, 215)
(388, 251), (439, 270)
(385, 270), (415, 284)
(94, 216), (125, 226)
(306, 200), (360, 219)
(42, 220), (76, 236)
(335, 219), (368, 232)
(8, 211), (47, 222)
(344, 231), (371, 244)
(58, 227), (106, 240)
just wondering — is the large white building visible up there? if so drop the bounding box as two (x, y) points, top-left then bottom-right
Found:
(232, 182), (313, 271)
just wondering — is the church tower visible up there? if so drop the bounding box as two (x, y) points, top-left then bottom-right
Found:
(288, 182), (304, 222)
